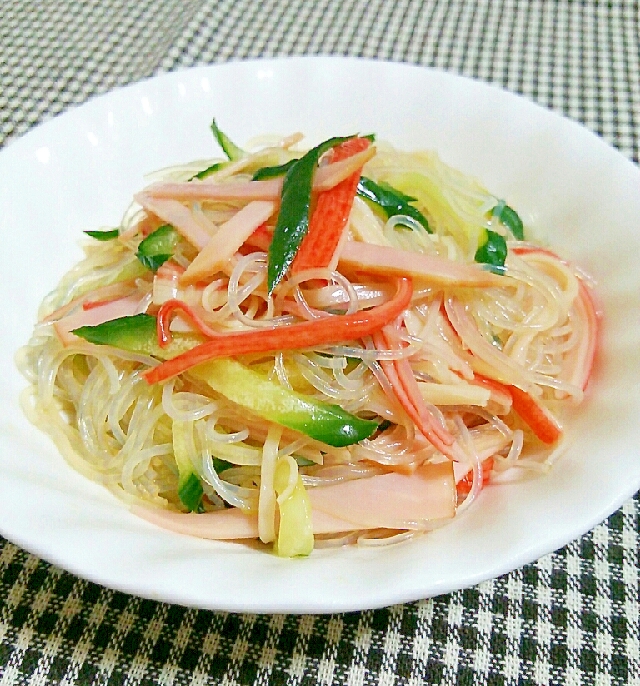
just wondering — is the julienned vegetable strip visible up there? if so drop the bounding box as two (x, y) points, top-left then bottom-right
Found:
(356, 177), (431, 232)
(84, 229), (120, 241)
(210, 118), (245, 161)
(72, 313), (378, 448)
(290, 137), (370, 274)
(143, 277), (413, 384)
(191, 360), (378, 447)
(474, 229), (507, 271)
(267, 135), (353, 293)
(491, 202), (524, 240)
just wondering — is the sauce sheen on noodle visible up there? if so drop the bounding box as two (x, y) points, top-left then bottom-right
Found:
(16, 125), (600, 556)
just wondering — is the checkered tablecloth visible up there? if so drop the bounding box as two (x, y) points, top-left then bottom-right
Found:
(1, 1), (638, 684)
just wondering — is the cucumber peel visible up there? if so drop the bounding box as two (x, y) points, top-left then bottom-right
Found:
(73, 314), (378, 448)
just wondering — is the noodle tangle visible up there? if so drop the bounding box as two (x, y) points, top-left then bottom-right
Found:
(17, 129), (599, 556)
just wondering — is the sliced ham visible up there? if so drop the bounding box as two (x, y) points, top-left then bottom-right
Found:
(134, 195), (213, 250)
(180, 200), (276, 286)
(132, 505), (357, 540)
(308, 462), (455, 530)
(142, 147), (375, 203)
(53, 294), (143, 346)
(132, 461), (455, 541)
(41, 281), (137, 323)
(338, 241), (504, 288)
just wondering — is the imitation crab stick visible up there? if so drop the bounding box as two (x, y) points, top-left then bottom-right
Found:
(373, 326), (456, 457)
(569, 280), (600, 391)
(471, 373), (562, 445)
(156, 299), (220, 346)
(456, 457), (494, 498)
(243, 221), (273, 252)
(291, 137), (370, 274)
(132, 461), (455, 540)
(507, 384), (563, 445)
(42, 281), (138, 323)
(143, 276), (413, 384)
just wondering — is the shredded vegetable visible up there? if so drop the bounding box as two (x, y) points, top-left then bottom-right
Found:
(17, 120), (600, 558)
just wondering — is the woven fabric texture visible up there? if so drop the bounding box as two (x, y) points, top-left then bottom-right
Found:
(1, 1), (638, 684)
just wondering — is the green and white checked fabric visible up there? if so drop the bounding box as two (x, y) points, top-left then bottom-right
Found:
(0, 504), (638, 684)
(1, 1), (638, 684)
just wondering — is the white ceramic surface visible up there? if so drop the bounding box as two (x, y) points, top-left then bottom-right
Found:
(1, 57), (639, 613)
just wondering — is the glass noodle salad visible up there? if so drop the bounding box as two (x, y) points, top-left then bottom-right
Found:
(17, 120), (600, 557)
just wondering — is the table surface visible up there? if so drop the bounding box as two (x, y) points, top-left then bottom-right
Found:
(1, 1), (638, 684)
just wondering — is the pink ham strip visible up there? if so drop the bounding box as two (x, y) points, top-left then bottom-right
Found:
(133, 506), (358, 540)
(338, 241), (504, 288)
(134, 195), (213, 250)
(53, 294), (143, 346)
(180, 200), (276, 286)
(313, 146), (376, 191)
(308, 462), (455, 529)
(142, 147), (375, 203)
(132, 462), (455, 541)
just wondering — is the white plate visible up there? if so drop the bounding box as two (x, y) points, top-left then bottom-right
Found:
(1, 57), (639, 614)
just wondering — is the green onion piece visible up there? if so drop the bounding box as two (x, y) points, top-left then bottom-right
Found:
(267, 135), (353, 293)
(475, 229), (508, 272)
(210, 118), (245, 161)
(491, 202), (524, 240)
(357, 177), (431, 232)
(84, 229), (119, 241)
